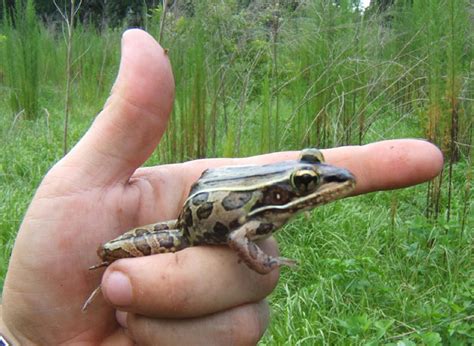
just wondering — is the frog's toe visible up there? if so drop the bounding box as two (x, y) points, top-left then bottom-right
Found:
(88, 261), (109, 270)
(275, 256), (298, 268)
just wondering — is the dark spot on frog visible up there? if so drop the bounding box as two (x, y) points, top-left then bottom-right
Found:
(183, 208), (193, 227)
(153, 223), (170, 232)
(103, 248), (132, 261)
(222, 191), (252, 210)
(256, 223), (274, 235)
(263, 186), (291, 205)
(153, 233), (178, 250)
(133, 236), (151, 255)
(133, 228), (149, 236)
(192, 222), (229, 245)
(229, 218), (241, 230)
(166, 235), (177, 247)
(192, 192), (209, 205)
(197, 202), (214, 220)
(204, 223), (229, 243)
(213, 222), (229, 236)
(250, 185), (293, 212)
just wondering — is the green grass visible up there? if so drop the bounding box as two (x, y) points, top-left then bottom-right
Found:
(0, 0), (473, 344)
(265, 184), (473, 345)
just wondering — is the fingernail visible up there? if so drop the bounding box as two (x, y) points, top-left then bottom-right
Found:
(116, 310), (128, 329)
(103, 271), (133, 306)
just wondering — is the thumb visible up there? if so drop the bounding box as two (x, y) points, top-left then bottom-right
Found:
(56, 29), (174, 187)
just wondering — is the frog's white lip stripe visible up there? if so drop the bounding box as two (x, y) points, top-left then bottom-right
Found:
(248, 180), (356, 216)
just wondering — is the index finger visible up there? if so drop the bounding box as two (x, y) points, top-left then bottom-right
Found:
(147, 139), (443, 206)
(323, 139), (444, 194)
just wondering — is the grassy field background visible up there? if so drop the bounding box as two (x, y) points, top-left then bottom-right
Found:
(1, 0), (473, 344)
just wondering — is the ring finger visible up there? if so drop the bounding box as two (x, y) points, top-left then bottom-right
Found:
(122, 300), (270, 346)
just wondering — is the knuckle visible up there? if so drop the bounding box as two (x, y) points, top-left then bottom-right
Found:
(261, 266), (280, 293)
(127, 314), (155, 346)
(227, 305), (263, 345)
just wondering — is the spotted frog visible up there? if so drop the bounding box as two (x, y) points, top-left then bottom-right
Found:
(91, 149), (355, 274)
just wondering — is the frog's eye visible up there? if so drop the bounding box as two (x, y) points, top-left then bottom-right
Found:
(299, 149), (325, 164)
(291, 169), (320, 194)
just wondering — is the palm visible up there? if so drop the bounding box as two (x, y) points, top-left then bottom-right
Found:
(4, 170), (165, 342)
(3, 27), (177, 342)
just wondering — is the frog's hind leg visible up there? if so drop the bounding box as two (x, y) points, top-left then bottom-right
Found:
(228, 221), (297, 275)
(89, 220), (188, 270)
(84, 221), (188, 311)
(104, 219), (179, 246)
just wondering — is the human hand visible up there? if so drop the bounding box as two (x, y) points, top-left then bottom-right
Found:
(0, 29), (443, 345)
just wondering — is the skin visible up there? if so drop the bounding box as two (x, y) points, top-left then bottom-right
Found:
(0, 29), (443, 345)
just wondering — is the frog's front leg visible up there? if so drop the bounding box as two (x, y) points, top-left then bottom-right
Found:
(228, 221), (297, 274)
(90, 220), (189, 270)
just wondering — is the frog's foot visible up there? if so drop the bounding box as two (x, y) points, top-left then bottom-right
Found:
(88, 261), (110, 270)
(228, 223), (297, 274)
(237, 254), (297, 270)
(82, 285), (102, 312)
(274, 256), (298, 268)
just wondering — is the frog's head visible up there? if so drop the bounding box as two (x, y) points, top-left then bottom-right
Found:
(248, 149), (356, 221)
(291, 148), (356, 208)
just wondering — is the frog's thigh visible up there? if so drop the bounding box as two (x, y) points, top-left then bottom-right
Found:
(110, 219), (179, 242)
(228, 221), (296, 275)
(100, 224), (186, 263)
(147, 229), (189, 254)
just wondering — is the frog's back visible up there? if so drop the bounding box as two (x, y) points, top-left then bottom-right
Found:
(181, 160), (299, 245)
(189, 160), (300, 196)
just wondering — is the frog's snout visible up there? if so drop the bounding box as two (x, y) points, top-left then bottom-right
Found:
(318, 164), (355, 184)
(325, 169), (355, 183)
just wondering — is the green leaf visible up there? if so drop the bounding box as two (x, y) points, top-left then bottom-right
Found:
(420, 332), (442, 346)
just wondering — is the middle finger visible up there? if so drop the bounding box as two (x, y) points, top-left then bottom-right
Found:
(101, 238), (280, 318)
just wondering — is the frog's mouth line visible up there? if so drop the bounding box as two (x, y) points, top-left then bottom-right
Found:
(249, 179), (356, 216)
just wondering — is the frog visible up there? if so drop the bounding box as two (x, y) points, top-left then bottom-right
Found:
(91, 148), (355, 273)
(83, 149), (355, 310)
